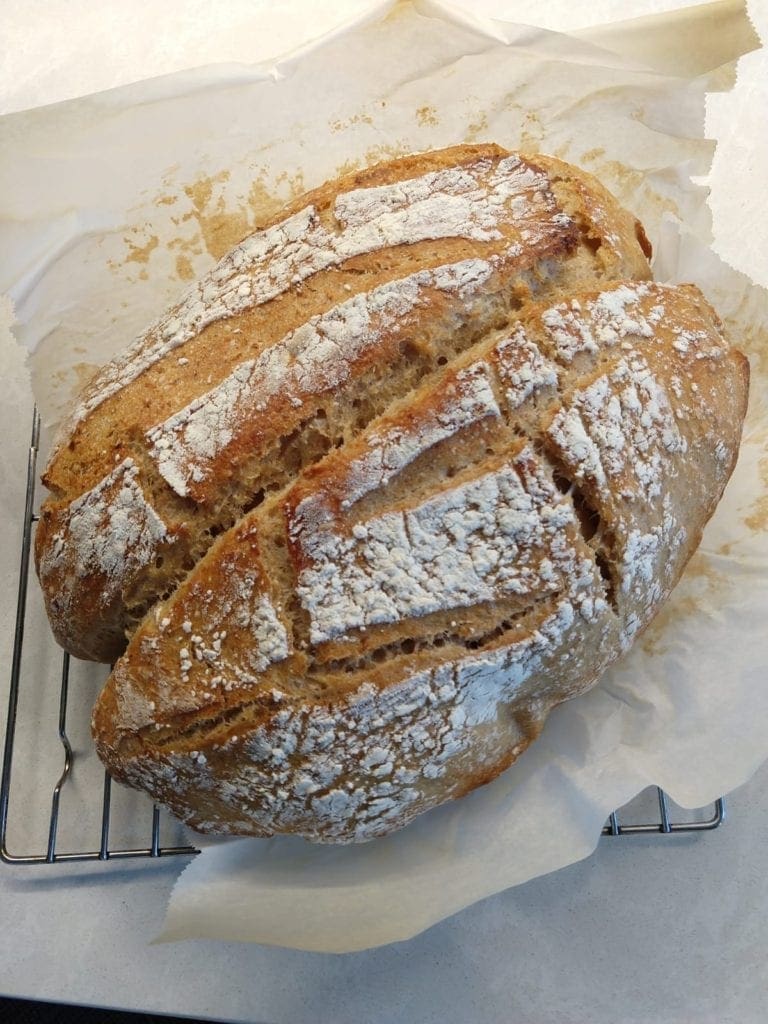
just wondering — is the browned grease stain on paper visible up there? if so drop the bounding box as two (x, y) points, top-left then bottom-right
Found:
(465, 112), (489, 143)
(363, 141), (410, 166)
(174, 254), (195, 281)
(641, 552), (728, 657)
(330, 111), (374, 133)
(744, 454), (768, 533)
(499, 100), (545, 153)
(334, 157), (364, 178)
(182, 171), (249, 260)
(113, 227), (159, 278)
(596, 159), (679, 221)
(111, 166), (310, 283)
(745, 495), (768, 533)
(49, 361), (101, 407)
(519, 111), (544, 151)
(257, 169), (306, 216)
(123, 232), (159, 265)
(331, 145), (410, 180)
(683, 553), (729, 589)
(182, 168), (306, 254)
(71, 361), (100, 389)
(415, 105), (438, 127)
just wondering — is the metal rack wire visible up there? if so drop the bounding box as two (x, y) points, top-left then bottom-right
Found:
(0, 410), (724, 866)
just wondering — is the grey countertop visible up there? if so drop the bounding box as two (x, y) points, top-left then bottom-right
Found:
(0, 766), (766, 1024)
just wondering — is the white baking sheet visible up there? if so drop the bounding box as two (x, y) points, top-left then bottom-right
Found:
(0, 0), (765, 952)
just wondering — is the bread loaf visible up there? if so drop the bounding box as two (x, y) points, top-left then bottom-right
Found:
(36, 144), (651, 662)
(37, 145), (748, 843)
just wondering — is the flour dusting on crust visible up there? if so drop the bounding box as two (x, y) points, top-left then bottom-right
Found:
(291, 449), (591, 645)
(122, 595), (607, 841)
(340, 361), (501, 508)
(39, 458), (170, 598)
(65, 153), (567, 437)
(493, 327), (559, 409)
(145, 257), (500, 497)
(547, 355), (686, 499)
(70, 145), (746, 845)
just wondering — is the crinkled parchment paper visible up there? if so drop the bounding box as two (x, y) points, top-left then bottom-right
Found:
(0, 0), (766, 952)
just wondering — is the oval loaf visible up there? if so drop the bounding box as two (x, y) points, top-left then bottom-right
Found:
(36, 143), (651, 662)
(37, 145), (748, 842)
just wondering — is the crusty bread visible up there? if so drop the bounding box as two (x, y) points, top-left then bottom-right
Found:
(91, 282), (748, 842)
(36, 144), (651, 662)
(37, 145), (748, 843)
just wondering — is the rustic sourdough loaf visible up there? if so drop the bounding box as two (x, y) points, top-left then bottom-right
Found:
(37, 145), (747, 843)
(36, 144), (651, 662)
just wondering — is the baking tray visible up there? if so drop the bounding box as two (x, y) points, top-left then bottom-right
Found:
(1, 410), (724, 865)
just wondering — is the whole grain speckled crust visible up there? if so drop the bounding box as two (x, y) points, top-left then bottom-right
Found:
(91, 279), (747, 843)
(37, 145), (748, 843)
(36, 144), (651, 662)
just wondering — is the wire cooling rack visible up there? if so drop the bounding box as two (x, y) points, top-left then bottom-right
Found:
(1, 410), (724, 866)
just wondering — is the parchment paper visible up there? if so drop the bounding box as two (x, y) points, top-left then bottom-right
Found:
(1, 0), (766, 952)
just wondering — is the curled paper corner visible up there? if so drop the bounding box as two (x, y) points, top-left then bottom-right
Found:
(576, 0), (761, 78)
(413, 0), (674, 70)
(745, 0), (768, 45)
(702, 1), (768, 287)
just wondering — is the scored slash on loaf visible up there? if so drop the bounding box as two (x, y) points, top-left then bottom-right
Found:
(35, 144), (748, 842)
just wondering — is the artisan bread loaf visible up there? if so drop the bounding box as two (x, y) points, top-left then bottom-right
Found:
(92, 279), (747, 842)
(37, 145), (748, 843)
(36, 144), (652, 662)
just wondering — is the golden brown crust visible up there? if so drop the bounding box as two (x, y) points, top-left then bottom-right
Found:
(37, 144), (652, 663)
(91, 280), (747, 842)
(35, 144), (748, 842)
